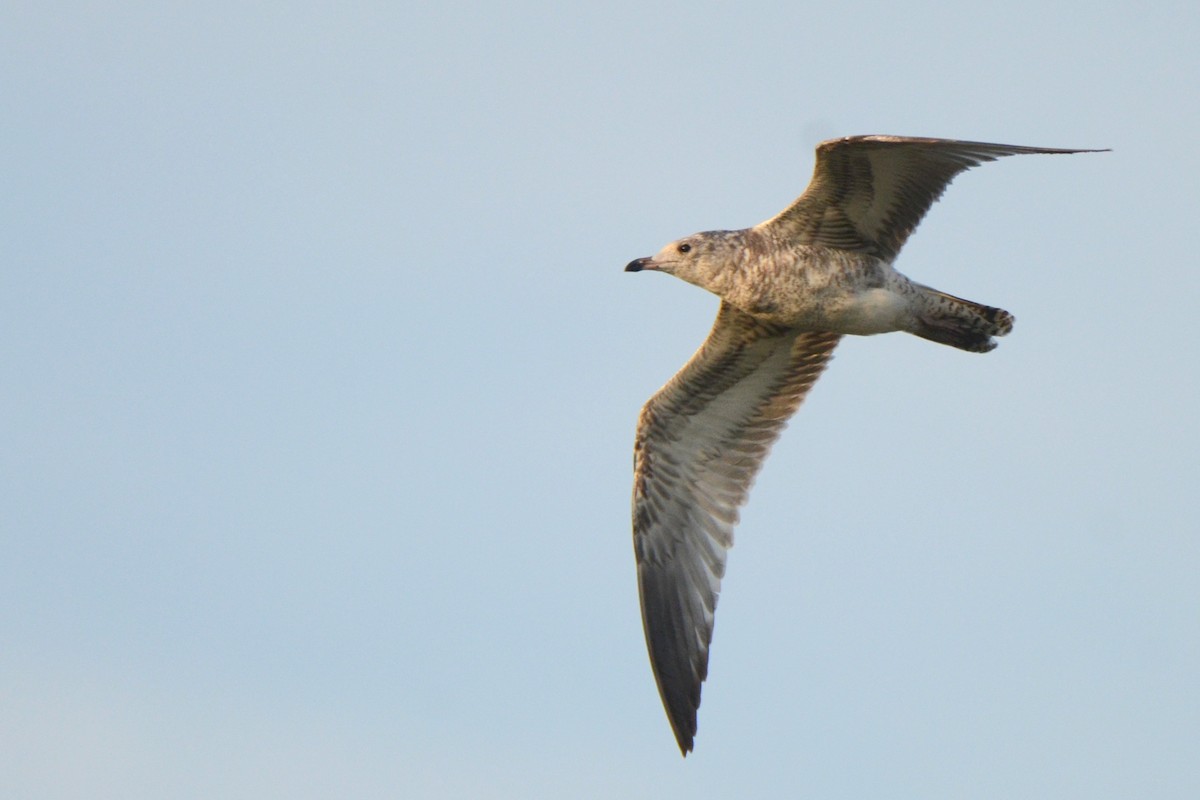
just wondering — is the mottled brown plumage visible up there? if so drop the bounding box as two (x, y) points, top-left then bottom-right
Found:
(626, 136), (1106, 755)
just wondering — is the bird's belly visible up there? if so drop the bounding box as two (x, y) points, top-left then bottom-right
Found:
(748, 286), (912, 335)
(818, 288), (911, 334)
(725, 251), (916, 334)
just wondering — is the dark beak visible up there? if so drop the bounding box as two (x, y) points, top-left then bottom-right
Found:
(625, 257), (651, 272)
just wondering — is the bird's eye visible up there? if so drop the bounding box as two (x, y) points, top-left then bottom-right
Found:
(677, 243), (692, 254)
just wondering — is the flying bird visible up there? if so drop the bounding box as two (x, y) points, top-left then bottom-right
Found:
(625, 135), (1106, 755)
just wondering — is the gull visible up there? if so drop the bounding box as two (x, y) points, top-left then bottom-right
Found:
(624, 135), (1105, 755)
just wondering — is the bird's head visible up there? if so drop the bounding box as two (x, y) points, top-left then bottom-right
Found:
(624, 231), (743, 292)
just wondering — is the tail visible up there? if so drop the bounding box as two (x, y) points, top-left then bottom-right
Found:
(911, 287), (1014, 353)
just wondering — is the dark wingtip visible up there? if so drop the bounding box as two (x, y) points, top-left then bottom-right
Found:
(666, 697), (699, 756)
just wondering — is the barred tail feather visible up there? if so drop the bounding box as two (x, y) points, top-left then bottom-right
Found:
(911, 287), (1014, 353)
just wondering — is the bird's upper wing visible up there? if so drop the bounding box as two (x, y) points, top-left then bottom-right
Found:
(758, 136), (1103, 261)
(633, 301), (840, 754)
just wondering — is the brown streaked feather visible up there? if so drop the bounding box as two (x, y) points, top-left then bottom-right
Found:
(632, 301), (840, 754)
(758, 136), (1107, 261)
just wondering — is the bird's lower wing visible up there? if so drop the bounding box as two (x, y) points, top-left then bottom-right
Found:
(632, 302), (841, 754)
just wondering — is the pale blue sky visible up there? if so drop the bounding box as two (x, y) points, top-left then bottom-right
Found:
(3, 2), (1197, 798)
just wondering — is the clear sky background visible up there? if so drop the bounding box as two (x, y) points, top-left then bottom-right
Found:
(3, 2), (1197, 798)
